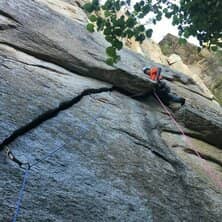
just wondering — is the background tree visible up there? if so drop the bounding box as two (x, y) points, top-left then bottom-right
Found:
(83, 0), (222, 65)
(166, 0), (222, 51)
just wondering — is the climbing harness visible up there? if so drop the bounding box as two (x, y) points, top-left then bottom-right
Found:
(153, 91), (222, 189)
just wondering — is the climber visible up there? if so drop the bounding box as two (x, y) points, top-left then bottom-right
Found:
(143, 66), (186, 106)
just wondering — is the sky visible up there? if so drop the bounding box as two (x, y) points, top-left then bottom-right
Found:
(141, 0), (200, 45)
(148, 16), (199, 46)
(99, 0), (200, 46)
(131, 0), (199, 45)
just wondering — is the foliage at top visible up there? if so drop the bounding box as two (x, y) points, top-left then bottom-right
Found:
(83, 0), (160, 65)
(166, 0), (222, 51)
(83, 0), (222, 65)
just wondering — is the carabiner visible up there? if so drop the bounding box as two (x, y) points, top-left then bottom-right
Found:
(4, 146), (30, 170)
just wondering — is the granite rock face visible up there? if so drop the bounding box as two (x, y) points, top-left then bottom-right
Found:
(0, 0), (153, 94)
(197, 54), (222, 104)
(159, 33), (222, 104)
(0, 1), (222, 222)
(0, 44), (112, 146)
(159, 33), (203, 65)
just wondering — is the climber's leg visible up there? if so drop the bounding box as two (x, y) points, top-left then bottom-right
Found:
(167, 93), (186, 106)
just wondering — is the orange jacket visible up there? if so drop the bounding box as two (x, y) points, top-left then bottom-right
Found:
(148, 67), (163, 81)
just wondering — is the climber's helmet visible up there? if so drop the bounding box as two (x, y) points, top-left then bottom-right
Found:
(143, 66), (150, 74)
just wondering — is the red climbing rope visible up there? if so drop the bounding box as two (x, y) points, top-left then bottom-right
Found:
(153, 92), (222, 189)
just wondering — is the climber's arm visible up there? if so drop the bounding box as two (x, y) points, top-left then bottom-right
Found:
(155, 67), (162, 82)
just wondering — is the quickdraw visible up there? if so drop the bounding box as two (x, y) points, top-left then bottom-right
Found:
(4, 146), (30, 170)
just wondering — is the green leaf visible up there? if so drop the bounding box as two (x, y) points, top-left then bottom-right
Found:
(113, 39), (123, 50)
(140, 1), (145, 6)
(96, 17), (104, 31)
(140, 34), (145, 43)
(135, 33), (145, 43)
(179, 38), (187, 45)
(137, 25), (145, 32)
(103, 0), (113, 10)
(83, 3), (94, 13)
(134, 3), (141, 12)
(120, 1), (125, 6)
(126, 16), (136, 28)
(142, 4), (150, 14)
(165, 13), (171, 18)
(89, 15), (97, 22)
(104, 28), (112, 35)
(116, 16), (125, 28)
(156, 13), (162, 21)
(211, 46), (218, 51)
(106, 46), (117, 57)
(111, 15), (117, 26)
(86, 23), (95, 32)
(138, 13), (145, 18)
(114, 0), (121, 11)
(133, 28), (140, 36)
(113, 55), (121, 63)
(92, 0), (100, 11)
(172, 15), (179, 25)
(104, 11), (111, 17)
(105, 20), (111, 28)
(163, 8), (168, 14)
(125, 29), (134, 38)
(113, 28), (122, 36)
(106, 57), (114, 65)
(145, 29), (153, 38)
(184, 29), (190, 38)
(105, 35), (113, 43)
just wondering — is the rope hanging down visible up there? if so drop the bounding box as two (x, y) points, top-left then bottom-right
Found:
(8, 97), (109, 222)
(153, 92), (222, 189)
(12, 166), (30, 222)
